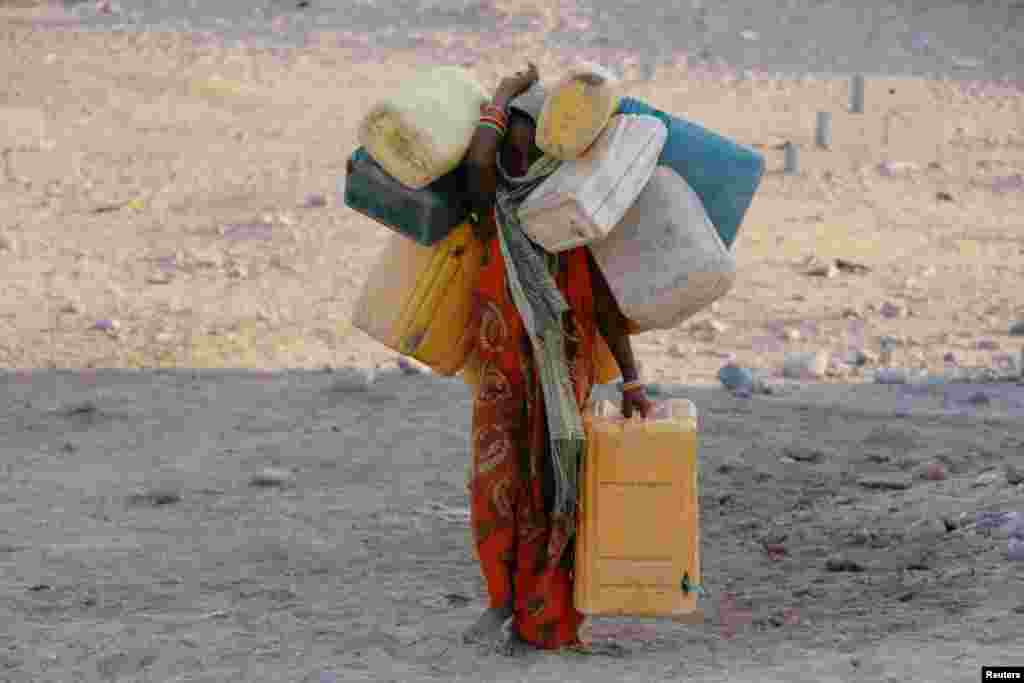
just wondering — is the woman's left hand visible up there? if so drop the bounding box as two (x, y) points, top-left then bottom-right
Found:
(621, 386), (654, 419)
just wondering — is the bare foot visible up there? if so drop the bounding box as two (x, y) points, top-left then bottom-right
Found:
(501, 629), (537, 657)
(462, 605), (513, 645)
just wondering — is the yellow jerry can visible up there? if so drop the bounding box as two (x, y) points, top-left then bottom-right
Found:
(575, 398), (703, 620)
(353, 221), (483, 376)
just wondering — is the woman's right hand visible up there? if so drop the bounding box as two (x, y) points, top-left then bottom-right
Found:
(495, 63), (539, 103)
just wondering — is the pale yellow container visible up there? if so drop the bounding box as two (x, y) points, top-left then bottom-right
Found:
(590, 166), (736, 333)
(537, 63), (622, 161)
(519, 114), (667, 253)
(576, 399), (702, 620)
(358, 66), (488, 190)
(352, 221), (483, 376)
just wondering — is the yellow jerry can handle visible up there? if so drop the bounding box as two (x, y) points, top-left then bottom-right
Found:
(681, 573), (705, 598)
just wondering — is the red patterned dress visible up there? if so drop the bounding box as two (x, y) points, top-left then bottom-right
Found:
(467, 236), (598, 650)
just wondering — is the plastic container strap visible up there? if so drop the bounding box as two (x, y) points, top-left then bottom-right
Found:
(681, 572), (706, 597)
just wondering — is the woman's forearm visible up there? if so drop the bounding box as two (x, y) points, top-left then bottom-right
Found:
(587, 249), (641, 383)
(464, 93), (511, 215)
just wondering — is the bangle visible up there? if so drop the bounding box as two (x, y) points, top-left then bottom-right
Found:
(480, 104), (508, 126)
(621, 380), (644, 393)
(477, 120), (506, 137)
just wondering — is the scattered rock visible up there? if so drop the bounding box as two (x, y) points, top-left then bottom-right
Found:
(878, 161), (919, 176)
(718, 364), (753, 394)
(921, 463), (948, 481)
(908, 518), (948, 542)
(834, 259), (871, 274)
(302, 193), (326, 208)
(691, 319), (728, 338)
(880, 302), (905, 319)
(1009, 321), (1024, 337)
(330, 366), (376, 392)
(974, 470), (1001, 487)
(0, 234), (12, 252)
(806, 263), (838, 278)
(28, 583), (52, 592)
(782, 351), (829, 379)
(874, 367), (909, 385)
(93, 318), (121, 335)
(841, 307), (862, 319)
(784, 328), (801, 341)
(825, 556), (865, 573)
(249, 468), (294, 488)
(126, 488), (182, 507)
(146, 271), (174, 285)
(857, 474), (912, 491)
(781, 445), (828, 463)
(936, 191), (955, 202)
(396, 356), (429, 375)
(1006, 464), (1024, 486)
(668, 343), (688, 359)
(976, 339), (999, 351)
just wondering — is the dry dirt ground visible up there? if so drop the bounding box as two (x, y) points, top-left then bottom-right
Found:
(1, 5), (1024, 682)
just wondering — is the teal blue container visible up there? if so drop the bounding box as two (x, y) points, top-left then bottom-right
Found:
(342, 147), (470, 246)
(616, 97), (764, 249)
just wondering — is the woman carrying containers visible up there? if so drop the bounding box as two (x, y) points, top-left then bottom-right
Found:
(459, 63), (653, 654)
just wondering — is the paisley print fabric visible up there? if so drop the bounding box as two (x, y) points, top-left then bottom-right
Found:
(468, 237), (598, 650)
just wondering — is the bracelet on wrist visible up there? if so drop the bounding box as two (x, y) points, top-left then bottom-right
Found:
(621, 380), (644, 393)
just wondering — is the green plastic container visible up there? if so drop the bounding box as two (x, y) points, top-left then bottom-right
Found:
(342, 147), (470, 246)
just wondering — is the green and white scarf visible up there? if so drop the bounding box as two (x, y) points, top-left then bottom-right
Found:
(493, 155), (586, 534)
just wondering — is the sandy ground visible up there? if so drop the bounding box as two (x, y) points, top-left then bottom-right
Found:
(2, 3), (1024, 681)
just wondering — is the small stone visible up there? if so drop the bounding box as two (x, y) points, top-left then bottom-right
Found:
(857, 474), (912, 491)
(785, 328), (801, 341)
(782, 351), (829, 379)
(126, 488), (182, 507)
(396, 356), (429, 375)
(974, 471), (1001, 487)
(880, 302), (905, 319)
(841, 307), (862, 319)
(60, 301), (81, 314)
(1006, 464), (1024, 486)
(249, 468), (294, 488)
(875, 367), (909, 384)
(782, 445), (828, 463)
(0, 234), (12, 252)
(329, 366), (375, 392)
(936, 191), (954, 202)
(146, 271), (173, 285)
(718, 364), (753, 393)
(826, 556), (865, 572)
(94, 319), (121, 335)
(1009, 321), (1024, 337)
(807, 263), (839, 278)
(922, 463), (948, 481)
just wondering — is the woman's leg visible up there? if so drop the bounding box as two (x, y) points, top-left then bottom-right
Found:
(465, 239), (530, 645)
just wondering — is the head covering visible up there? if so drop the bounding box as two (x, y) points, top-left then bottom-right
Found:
(507, 81), (547, 125)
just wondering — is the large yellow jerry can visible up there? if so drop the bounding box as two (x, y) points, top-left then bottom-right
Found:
(352, 221), (483, 376)
(575, 398), (703, 620)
